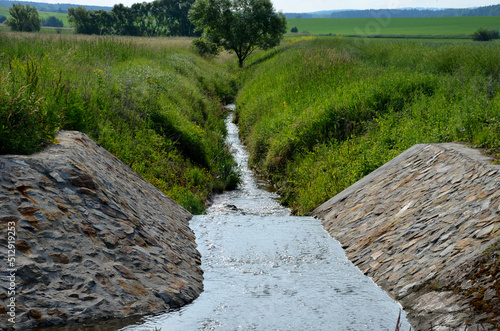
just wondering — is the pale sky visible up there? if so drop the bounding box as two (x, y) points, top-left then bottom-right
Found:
(30, 0), (500, 12)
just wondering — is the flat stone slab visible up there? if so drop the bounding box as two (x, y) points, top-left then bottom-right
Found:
(311, 143), (500, 330)
(0, 131), (203, 330)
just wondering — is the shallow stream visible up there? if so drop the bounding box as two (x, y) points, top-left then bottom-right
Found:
(120, 106), (411, 331)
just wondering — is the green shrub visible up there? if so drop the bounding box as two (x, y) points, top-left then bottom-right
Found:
(42, 16), (64, 28)
(192, 38), (220, 57)
(291, 26), (298, 33)
(472, 28), (499, 41)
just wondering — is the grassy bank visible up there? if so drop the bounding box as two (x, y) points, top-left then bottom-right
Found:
(236, 37), (500, 214)
(0, 32), (240, 214)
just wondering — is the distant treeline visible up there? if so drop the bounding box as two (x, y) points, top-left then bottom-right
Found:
(286, 4), (500, 19)
(68, 0), (197, 36)
(0, 0), (111, 13)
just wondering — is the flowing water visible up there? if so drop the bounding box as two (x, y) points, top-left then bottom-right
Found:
(120, 106), (412, 331)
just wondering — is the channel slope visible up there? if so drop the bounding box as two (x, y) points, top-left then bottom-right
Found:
(0, 131), (203, 330)
(311, 143), (500, 330)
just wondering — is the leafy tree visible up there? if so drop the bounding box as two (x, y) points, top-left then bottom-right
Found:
(112, 4), (139, 36)
(0, 15), (7, 24)
(68, 7), (114, 35)
(189, 0), (287, 67)
(153, 0), (198, 36)
(5, 4), (42, 32)
(94, 10), (115, 35)
(291, 26), (298, 33)
(42, 16), (64, 27)
(68, 0), (199, 37)
(68, 7), (97, 34)
(131, 2), (159, 36)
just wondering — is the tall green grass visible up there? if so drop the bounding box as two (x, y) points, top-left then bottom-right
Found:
(236, 37), (500, 214)
(0, 33), (240, 214)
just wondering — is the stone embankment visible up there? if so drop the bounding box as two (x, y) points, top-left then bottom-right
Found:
(0, 131), (203, 330)
(312, 143), (500, 330)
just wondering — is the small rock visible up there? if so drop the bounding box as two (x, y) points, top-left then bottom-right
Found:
(16, 240), (32, 254)
(101, 233), (119, 248)
(18, 202), (40, 215)
(78, 187), (97, 196)
(113, 264), (137, 280)
(62, 187), (75, 195)
(0, 210), (18, 222)
(27, 309), (42, 320)
(69, 174), (96, 190)
(49, 171), (65, 183)
(80, 221), (97, 236)
(50, 253), (70, 264)
(474, 224), (495, 239)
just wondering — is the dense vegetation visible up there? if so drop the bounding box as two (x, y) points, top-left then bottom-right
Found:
(236, 37), (500, 214)
(68, 0), (196, 37)
(0, 33), (240, 214)
(42, 15), (63, 27)
(472, 27), (500, 41)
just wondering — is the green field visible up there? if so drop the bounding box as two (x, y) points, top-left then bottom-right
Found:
(287, 16), (500, 37)
(0, 6), (70, 26)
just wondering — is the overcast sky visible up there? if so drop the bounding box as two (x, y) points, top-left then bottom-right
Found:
(32, 0), (500, 12)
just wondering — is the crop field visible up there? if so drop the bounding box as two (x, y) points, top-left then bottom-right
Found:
(287, 16), (500, 37)
(0, 6), (8, 18)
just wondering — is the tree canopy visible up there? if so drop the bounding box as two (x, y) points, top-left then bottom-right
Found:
(68, 7), (113, 35)
(42, 16), (64, 27)
(68, 0), (197, 36)
(5, 4), (41, 32)
(189, 0), (287, 67)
